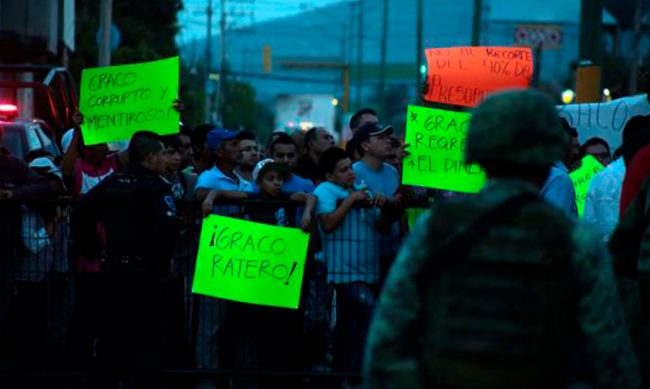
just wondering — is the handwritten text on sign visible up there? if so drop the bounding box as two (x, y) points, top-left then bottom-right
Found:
(402, 105), (486, 193)
(192, 215), (309, 309)
(79, 56), (180, 145)
(569, 155), (605, 218)
(424, 47), (533, 108)
(557, 94), (650, 151)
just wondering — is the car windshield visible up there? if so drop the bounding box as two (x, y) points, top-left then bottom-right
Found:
(33, 124), (60, 157)
(1, 124), (25, 160)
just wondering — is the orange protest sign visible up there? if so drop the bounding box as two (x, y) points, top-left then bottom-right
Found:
(424, 46), (533, 108)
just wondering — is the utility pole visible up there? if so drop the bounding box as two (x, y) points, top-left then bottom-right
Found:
(471, 0), (482, 45)
(629, 0), (643, 93)
(578, 0), (603, 66)
(217, 0), (227, 124)
(356, 0), (364, 110)
(378, 0), (388, 117)
(204, 0), (213, 122)
(98, 0), (113, 66)
(577, 0), (602, 102)
(416, 0), (423, 103)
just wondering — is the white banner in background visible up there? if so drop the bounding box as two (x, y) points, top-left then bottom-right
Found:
(557, 94), (650, 152)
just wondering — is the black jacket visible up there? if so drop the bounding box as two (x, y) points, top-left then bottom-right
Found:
(73, 163), (179, 275)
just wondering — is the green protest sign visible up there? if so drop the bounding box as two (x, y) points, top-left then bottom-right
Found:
(192, 215), (309, 309)
(79, 56), (180, 145)
(406, 208), (430, 231)
(569, 155), (605, 218)
(402, 105), (486, 193)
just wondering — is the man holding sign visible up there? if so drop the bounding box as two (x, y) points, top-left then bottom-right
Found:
(78, 57), (180, 145)
(194, 157), (313, 387)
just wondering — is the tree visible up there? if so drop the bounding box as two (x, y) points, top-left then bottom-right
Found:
(70, 0), (182, 85)
(221, 79), (274, 143)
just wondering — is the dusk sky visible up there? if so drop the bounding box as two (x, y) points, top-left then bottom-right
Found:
(177, 0), (345, 44)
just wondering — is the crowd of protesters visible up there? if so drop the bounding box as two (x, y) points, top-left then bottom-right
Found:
(2, 91), (650, 389)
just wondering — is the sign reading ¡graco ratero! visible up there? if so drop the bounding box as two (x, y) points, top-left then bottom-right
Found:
(424, 46), (533, 108)
(79, 56), (180, 145)
(192, 215), (310, 309)
(402, 105), (486, 193)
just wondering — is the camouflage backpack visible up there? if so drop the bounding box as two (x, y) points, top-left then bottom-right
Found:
(416, 192), (575, 388)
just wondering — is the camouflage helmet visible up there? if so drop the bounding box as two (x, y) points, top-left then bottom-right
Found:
(465, 89), (567, 167)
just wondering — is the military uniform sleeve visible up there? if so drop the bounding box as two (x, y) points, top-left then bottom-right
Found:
(363, 212), (433, 389)
(572, 224), (641, 388)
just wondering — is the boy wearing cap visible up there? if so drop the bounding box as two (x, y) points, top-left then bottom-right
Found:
(202, 158), (315, 231)
(204, 158), (315, 387)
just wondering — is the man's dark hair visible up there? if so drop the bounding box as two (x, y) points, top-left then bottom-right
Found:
(622, 115), (650, 163)
(191, 123), (215, 150)
(160, 134), (181, 151)
(560, 118), (578, 138)
(129, 131), (163, 164)
(578, 137), (610, 159)
(236, 130), (256, 142)
(349, 108), (378, 131)
(319, 147), (348, 174)
(304, 127), (319, 149)
(269, 133), (296, 155)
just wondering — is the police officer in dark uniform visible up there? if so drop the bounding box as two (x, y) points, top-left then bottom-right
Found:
(73, 131), (179, 388)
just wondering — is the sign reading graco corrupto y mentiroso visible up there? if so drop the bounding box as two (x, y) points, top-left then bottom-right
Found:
(79, 57), (180, 145)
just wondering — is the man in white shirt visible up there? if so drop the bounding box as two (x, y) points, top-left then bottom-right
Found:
(584, 115), (650, 241)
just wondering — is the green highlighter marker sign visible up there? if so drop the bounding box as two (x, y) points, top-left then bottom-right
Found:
(402, 105), (486, 193)
(192, 215), (310, 309)
(569, 155), (605, 218)
(79, 56), (180, 145)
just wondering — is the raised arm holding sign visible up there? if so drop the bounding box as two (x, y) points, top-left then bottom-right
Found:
(424, 46), (533, 107)
(192, 215), (309, 309)
(402, 105), (486, 193)
(79, 56), (180, 145)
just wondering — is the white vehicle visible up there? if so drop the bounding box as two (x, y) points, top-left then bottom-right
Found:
(274, 94), (336, 134)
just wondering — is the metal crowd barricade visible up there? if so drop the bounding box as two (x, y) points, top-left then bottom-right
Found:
(0, 197), (430, 387)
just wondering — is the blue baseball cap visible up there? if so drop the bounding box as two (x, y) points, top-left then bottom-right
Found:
(206, 128), (241, 151)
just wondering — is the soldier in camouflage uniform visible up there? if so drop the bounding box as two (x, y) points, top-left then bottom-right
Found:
(363, 90), (640, 389)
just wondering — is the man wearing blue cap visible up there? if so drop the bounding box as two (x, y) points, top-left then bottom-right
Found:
(194, 128), (254, 203)
(193, 128), (254, 388)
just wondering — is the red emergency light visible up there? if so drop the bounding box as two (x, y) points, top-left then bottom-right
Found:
(0, 103), (18, 120)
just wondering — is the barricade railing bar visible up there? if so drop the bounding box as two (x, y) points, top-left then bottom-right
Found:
(0, 197), (430, 387)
